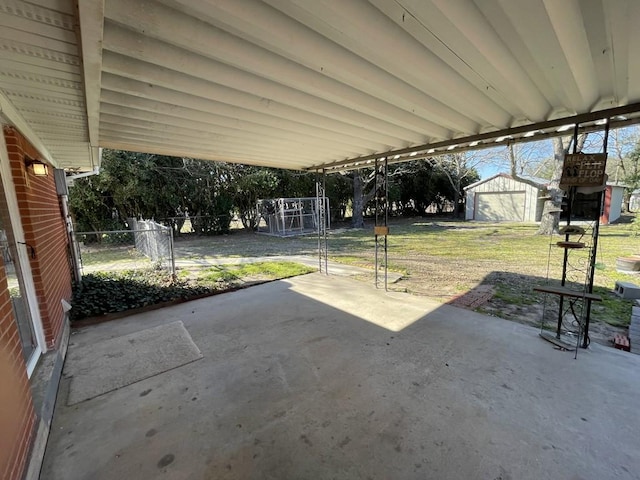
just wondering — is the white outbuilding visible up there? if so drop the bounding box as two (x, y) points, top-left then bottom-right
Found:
(464, 174), (547, 222)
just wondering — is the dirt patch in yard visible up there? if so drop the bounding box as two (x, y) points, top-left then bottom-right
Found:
(388, 263), (626, 347)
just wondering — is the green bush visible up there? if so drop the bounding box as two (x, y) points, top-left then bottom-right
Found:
(70, 270), (213, 321)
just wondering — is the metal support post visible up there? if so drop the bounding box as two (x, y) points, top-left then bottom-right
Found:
(556, 124), (580, 338)
(374, 158), (389, 290)
(384, 157), (389, 291)
(323, 169), (328, 274)
(169, 226), (176, 281)
(316, 170), (328, 274)
(582, 118), (610, 348)
(374, 159), (378, 287)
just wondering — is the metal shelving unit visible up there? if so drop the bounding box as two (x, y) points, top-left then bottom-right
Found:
(535, 124), (609, 356)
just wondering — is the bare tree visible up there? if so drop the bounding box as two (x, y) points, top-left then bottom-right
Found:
(430, 151), (490, 217)
(607, 126), (640, 210)
(508, 135), (586, 235)
(349, 167), (403, 228)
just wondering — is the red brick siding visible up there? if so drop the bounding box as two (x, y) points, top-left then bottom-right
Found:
(0, 259), (36, 480)
(3, 127), (72, 349)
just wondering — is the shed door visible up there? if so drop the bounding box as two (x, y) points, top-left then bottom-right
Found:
(475, 192), (525, 221)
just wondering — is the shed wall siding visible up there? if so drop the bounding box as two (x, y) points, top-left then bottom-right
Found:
(465, 176), (542, 222)
(609, 187), (624, 223)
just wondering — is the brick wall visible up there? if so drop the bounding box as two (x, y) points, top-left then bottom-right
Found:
(0, 258), (36, 480)
(3, 127), (72, 348)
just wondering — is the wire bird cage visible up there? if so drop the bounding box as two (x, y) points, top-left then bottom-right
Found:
(256, 197), (330, 237)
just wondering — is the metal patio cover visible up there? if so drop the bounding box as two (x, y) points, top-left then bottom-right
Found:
(1, 0), (639, 172)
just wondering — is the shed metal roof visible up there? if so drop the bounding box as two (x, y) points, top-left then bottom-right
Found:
(464, 173), (549, 191)
(1, 0), (640, 172)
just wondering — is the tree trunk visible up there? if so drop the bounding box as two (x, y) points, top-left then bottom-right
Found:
(536, 138), (567, 234)
(537, 189), (563, 235)
(351, 172), (365, 228)
(452, 185), (461, 218)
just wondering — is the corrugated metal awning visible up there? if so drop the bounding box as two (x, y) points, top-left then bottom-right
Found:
(1, 0), (640, 171)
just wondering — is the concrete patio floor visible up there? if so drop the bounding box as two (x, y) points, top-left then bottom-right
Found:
(41, 273), (640, 480)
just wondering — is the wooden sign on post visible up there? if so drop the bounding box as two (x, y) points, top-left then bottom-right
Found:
(560, 153), (607, 187)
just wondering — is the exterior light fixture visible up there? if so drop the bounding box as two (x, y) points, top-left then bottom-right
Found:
(26, 160), (49, 176)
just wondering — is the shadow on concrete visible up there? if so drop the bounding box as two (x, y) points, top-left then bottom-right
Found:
(42, 274), (640, 480)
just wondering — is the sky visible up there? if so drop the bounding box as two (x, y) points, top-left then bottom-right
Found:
(472, 124), (639, 180)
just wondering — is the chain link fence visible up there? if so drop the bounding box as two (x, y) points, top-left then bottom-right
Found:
(72, 219), (175, 278)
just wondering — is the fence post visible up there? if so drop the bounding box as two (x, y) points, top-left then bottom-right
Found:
(169, 227), (176, 280)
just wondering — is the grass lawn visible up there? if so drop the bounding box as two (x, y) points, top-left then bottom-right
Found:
(324, 217), (639, 338)
(83, 215), (639, 343)
(79, 244), (149, 267)
(179, 261), (315, 286)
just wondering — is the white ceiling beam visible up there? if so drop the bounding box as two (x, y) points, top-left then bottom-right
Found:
(77, 0), (105, 149)
(103, 24), (428, 144)
(599, 0), (629, 105)
(99, 79), (389, 152)
(98, 136), (318, 170)
(495, 0), (586, 115)
(100, 53), (405, 149)
(106, 0), (463, 135)
(475, 0), (563, 114)
(624, 0), (640, 101)
(542, 0), (599, 109)
(99, 120), (351, 160)
(99, 114), (354, 157)
(151, 0), (481, 132)
(98, 108), (357, 158)
(267, 0), (511, 127)
(389, 0), (551, 121)
(98, 128), (321, 164)
(98, 97), (370, 158)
